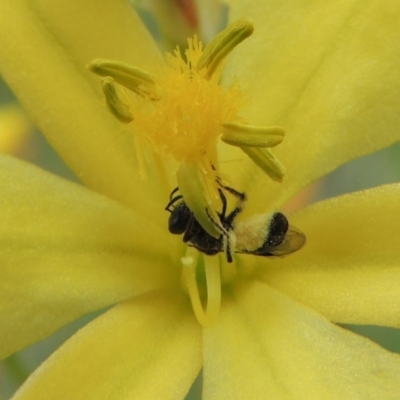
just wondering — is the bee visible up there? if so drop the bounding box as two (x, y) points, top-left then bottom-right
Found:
(165, 187), (306, 262)
(165, 186), (244, 262)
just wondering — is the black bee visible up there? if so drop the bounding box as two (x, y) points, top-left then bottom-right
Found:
(165, 187), (305, 262)
(165, 186), (244, 262)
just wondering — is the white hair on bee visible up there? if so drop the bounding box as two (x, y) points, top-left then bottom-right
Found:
(234, 213), (275, 252)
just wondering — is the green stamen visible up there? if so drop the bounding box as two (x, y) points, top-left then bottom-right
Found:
(101, 77), (133, 123)
(177, 163), (222, 238)
(89, 59), (158, 99)
(196, 19), (254, 80)
(241, 147), (286, 182)
(221, 122), (284, 147)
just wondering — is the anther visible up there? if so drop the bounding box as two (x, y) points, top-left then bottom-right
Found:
(177, 163), (221, 238)
(101, 77), (134, 123)
(241, 147), (286, 182)
(89, 59), (159, 99)
(196, 19), (254, 80)
(221, 122), (284, 147)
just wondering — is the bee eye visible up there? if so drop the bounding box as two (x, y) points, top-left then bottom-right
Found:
(267, 212), (289, 247)
(168, 202), (192, 234)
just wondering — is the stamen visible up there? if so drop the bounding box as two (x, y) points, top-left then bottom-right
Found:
(221, 122), (284, 147)
(101, 77), (134, 123)
(89, 59), (159, 99)
(181, 249), (221, 327)
(241, 147), (286, 182)
(196, 19), (254, 80)
(177, 163), (222, 238)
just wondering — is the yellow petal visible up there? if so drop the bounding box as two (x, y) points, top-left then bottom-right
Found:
(0, 1), (165, 218)
(0, 156), (179, 360)
(25, 0), (161, 76)
(261, 183), (400, 328)
(203, 281), (400, 400)
(225, 0), (400, 212)
(13, 291), (202, 400)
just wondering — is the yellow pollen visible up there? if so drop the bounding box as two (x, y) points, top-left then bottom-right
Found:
(132, 37), (243, 166)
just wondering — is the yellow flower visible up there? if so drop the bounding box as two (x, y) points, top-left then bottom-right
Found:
(1, 0), (400, 399)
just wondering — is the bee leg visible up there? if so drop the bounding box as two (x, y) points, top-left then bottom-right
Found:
(222, 185), (246, 203)
(225, 240), (233, 263)
(218, 188), (228, 220)
(222, 230), (236, 263)
(225, 205), (243, 228)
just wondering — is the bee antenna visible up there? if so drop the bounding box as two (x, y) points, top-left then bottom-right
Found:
(165, 194), (183, 212)
(218, 188), (228, 219)
(169, 187), (180, 200)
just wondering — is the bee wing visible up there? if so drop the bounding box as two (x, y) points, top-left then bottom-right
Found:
(266, 225), (306, 256)
(236, 225), (306, 257)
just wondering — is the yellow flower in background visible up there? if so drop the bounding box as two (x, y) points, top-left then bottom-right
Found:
(1, 1), (400, 399)
(0, 104), (32, 155)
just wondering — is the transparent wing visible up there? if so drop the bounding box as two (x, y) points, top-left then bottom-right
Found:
(236, 225), (306, 257)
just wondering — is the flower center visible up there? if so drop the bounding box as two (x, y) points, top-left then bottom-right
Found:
(89, 19), (291, 327)
(134, 37), (243, 165)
